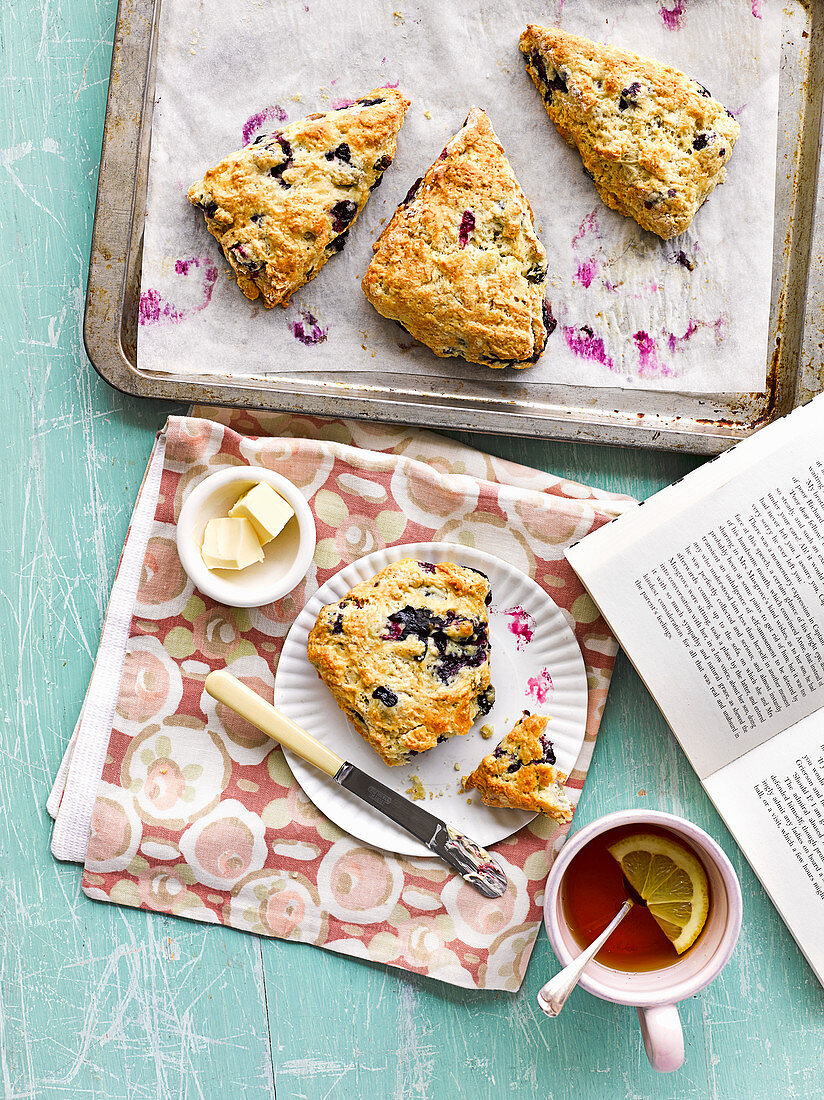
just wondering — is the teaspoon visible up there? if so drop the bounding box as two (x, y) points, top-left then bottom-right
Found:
(537, 898), (634, 1017)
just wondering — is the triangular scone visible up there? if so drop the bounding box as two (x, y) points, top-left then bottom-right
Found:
(362, 108), (550, 368)
(307, 559), (495, 767)
(461, 713), (574, 823)
(520, 26), (740, 240)
(188, 89), (410, 307)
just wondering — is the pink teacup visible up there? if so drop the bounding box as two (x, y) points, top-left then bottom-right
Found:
(543, 809), (742, 1073)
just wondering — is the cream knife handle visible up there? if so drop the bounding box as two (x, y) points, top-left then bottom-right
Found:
(204, 669), (344, 778)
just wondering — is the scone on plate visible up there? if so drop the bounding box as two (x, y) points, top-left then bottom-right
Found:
(307, 558), (495, 766)
(188, 88), (410, 307)
(520, 26), (740, 240)
(362, 107), (550, 368)
(461, 712), (574, 824)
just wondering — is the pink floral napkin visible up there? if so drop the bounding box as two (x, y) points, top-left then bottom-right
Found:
(52, 409), (632, 990)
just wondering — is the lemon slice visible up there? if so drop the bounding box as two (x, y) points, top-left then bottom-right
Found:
(607, 832), (710, 954)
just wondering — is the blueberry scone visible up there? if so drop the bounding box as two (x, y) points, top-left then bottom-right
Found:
(461, 713), (574, 823)
(188, 89), (410, 307)
(520, 26), (740, 240)
(307, 559), (495, 767)
(362, 107), (550, 368)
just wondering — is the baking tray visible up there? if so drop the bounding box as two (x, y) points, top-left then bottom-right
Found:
(84, 0), (824, 454)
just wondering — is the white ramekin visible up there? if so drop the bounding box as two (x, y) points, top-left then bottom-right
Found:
(175, 467), (316, 608)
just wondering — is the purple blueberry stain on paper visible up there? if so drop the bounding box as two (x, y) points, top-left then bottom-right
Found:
(139, 256), (218, 326)
(526, 668), (554, 704)
(666, 315), (728, 353)
(242, 105), (288, 146)
(575, 260), (597, 288)
(659, 0), (685, 29)
(667, 319), (699, 352)
(330, 98), (356, 110)
(751, 0), (762, 16)
(572, 211), (603, 290)
(633, 330), (673, 378)
(505, 606), (536, 651)
(563, 324), (614, 370)
(572, 210), (601, 248)
(139, 289), (182, 325)
(291, 310), (328, 345)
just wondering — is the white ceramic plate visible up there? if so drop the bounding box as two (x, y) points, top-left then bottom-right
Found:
(275, 542), (588, 856)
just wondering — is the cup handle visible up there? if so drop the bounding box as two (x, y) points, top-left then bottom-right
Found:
(637, 1004), (684, 1073)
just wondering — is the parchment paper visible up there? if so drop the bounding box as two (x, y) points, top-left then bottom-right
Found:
(138, 0), (780, 394)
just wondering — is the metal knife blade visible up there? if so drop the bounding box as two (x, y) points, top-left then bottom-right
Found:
(334, 762), (507, 898)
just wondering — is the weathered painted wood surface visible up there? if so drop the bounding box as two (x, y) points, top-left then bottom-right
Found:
(3, 0), (823, 1096)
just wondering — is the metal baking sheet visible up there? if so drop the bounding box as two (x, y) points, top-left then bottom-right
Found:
(84, 0), (824, 454)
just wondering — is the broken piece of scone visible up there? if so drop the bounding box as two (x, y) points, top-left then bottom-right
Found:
(462, 713), (574, 824)
(362, 107), (550, 367)
(520, 26), (740, 240)
(188, 88), (410, 307)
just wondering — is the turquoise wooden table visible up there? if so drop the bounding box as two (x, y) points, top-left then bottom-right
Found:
(4, 1), (823, 1096)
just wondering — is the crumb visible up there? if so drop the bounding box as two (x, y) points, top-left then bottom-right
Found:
(466, 797), (473, 804)
(638, 788), (647, 797)
(453, 762), (462, 771)
(406, 775), (425, 801)
(393, 10), (404, 21)
(480, 724), (494, 739)
(291, 93), (302, 102)
(424, 109), (432, 119)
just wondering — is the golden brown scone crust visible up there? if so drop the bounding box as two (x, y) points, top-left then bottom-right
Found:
(461, 713), (574, 823)
(307, 558), (494, 767)
(520, 26), (740, 240)
(188, 89), (410, 307)
(362, 107), (550, 368)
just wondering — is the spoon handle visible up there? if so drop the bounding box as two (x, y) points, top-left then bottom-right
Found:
(537, 899), (634, 1017)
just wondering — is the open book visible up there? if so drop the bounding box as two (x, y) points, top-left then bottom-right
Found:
(566, 394), (824, 984)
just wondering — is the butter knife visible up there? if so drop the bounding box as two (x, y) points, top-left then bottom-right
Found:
(205, 669), (507, 898)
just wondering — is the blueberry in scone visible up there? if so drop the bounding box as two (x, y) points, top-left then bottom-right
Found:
(362, 107), (550, 368)
(307, 558), (495, 767)
(520, 26), (740, 240)
(461, 712), (574, 823)
(188, 89), (410, 307)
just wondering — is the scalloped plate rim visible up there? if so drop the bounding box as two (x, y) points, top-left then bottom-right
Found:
(275, 541), (588, 857)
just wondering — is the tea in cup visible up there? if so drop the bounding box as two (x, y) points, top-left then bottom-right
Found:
(543, 810), (742, 1072)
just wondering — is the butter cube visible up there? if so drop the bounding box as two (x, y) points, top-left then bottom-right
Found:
(201, 517), (264, 571)
(230, 482), (295, 545)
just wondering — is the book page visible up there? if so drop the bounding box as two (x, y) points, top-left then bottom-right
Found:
(704, 710), (824, 985)
(567, 397), (824, 779)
